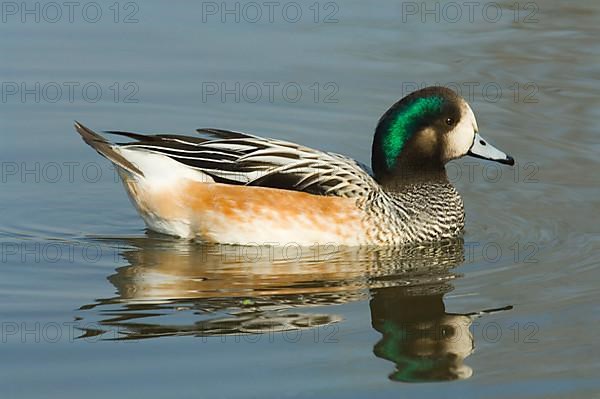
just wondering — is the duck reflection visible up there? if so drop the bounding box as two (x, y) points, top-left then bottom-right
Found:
(79, 235), (511, 382)
(371, 288), (471, 382)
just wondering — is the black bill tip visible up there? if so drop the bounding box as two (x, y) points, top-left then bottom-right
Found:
(500, 155), (515, 166)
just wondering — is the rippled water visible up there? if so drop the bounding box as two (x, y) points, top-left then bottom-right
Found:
(1, 0), (599, 397)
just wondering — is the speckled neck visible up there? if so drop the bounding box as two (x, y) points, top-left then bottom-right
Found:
(377, 166), (448, 193)
(362, 179), (465, 245)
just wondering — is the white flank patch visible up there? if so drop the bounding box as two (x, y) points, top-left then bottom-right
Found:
(113, 147), (212, 238)
(117, 147), (214, 186)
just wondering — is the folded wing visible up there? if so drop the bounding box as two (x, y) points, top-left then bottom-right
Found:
(109, 128), (377, 198)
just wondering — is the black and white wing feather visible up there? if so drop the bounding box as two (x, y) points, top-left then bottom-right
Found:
(109, 128), (378, 198)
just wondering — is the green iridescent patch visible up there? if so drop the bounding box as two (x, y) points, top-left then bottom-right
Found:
(382, 96), (444, 169)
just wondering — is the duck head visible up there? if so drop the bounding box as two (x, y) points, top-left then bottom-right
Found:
(372, 86), (514, 186)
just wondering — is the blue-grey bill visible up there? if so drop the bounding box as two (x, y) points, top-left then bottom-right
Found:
(468, 133), (515, 166)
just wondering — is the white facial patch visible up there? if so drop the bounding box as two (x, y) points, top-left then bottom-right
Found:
(443, 102), (478, 162)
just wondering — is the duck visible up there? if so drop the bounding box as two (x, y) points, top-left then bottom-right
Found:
(74, 86), (514, 246)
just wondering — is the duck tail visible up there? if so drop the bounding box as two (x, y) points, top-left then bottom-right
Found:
(74, 121), (144, 177)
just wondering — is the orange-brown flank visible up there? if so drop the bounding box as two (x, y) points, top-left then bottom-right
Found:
(123, 178), (366, 244)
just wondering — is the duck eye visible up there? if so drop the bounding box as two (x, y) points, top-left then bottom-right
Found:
(445, 118), (454, 126)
